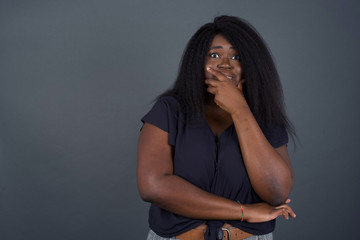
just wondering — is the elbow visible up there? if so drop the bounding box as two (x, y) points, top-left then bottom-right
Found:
(267, 176), (294, 206)
(137, 176), (163, 203)
(267, 194), (290, 207)
(138, 185), (153, 202)
(266, 186), (292, 206)
(138, 184), (156, 203)
(139, 191), (154, 203)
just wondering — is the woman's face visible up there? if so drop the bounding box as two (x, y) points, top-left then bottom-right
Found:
(204, 34), (242, 85)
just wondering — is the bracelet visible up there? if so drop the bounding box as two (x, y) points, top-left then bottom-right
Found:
(236, 200), (244, 222)
(240, 204), (244, 222)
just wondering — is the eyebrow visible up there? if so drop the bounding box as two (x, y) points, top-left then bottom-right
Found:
(209, 46), (236, 50)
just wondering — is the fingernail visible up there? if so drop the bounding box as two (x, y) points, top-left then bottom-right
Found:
(207, 67), (211, 70)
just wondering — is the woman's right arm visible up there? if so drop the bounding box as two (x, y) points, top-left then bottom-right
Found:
(137, 122), (295, 222)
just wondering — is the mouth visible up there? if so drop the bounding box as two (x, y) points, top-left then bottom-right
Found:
(207, 71), (236, 81)
(223, 73), (235, 81)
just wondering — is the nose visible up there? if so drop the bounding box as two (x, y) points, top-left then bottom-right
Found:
(217, 58), (232, 70)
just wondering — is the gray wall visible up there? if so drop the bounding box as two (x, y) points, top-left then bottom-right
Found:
(1, 0), (359, 239)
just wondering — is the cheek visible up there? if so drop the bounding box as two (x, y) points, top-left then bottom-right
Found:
(235, 65), (243, 78)
(204, 60), (217, 78)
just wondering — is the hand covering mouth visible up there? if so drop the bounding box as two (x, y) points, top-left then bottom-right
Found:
(208, 72), (235, 80)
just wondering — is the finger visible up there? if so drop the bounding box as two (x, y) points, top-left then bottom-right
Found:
(284, 206), (296, 218)
(275, 204), (288, 209)
(275, 208), (289, 220)
(288, 210), (296, 218)
(206, 67), (228, 82)
(276, 205), (296, 219)
(285, 199), (291, 204)
(206, 86), (217, 95)
(285, 209), (291, 220)
(282, 209), (290, 220)
(205, 78), (220, 87)
(272, 208), (287, 220)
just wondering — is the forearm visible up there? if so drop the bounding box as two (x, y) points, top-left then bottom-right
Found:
(139, 173), (296, 222)
(139, 174), (243, 220)
(231, 103), (294, 205)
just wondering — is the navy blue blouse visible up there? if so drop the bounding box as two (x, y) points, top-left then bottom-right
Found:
(141, 95), (288, 240)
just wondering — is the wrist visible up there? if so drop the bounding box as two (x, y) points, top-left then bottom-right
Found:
(236, 201), (247, 222)
(241, 204), (250, 222)
(230, 95), (250, 116)
(230, 104), (251, 120)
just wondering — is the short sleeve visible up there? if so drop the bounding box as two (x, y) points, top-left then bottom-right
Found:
(140, 96), (179, 146)
(263, 124), (289, 148)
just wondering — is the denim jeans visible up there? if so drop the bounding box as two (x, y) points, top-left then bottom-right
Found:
(146, 229), (273, 240)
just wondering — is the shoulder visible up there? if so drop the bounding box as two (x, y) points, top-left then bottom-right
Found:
(153, 95), (182, 117)
(141, 95), (181, 146)
(157, 95), (180, 109)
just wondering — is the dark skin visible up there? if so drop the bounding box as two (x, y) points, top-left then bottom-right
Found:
(137, 34), (296, 224)
(204, 35), (295, 206)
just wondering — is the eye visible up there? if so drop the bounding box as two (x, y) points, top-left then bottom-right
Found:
(209, 53), (220, 58)
(231, 55), (241, 60)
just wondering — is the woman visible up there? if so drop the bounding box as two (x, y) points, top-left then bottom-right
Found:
(137, 16), (296, 240)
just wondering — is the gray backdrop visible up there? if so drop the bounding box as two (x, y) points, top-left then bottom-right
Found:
(1, 0), (359, 239)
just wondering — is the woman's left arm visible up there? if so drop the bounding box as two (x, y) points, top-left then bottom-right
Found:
(231, 108), (294, 206)
(205, 67), (294, 206)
